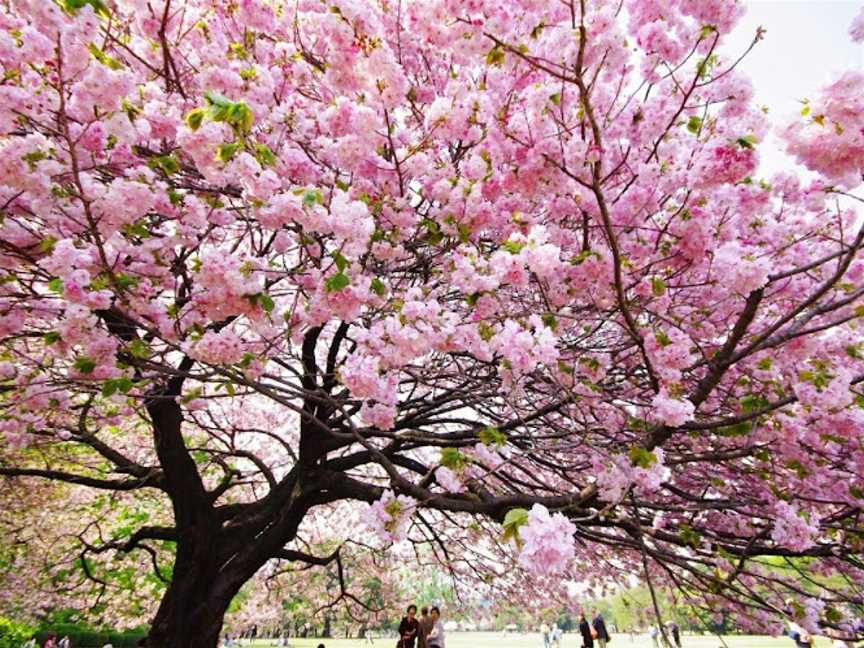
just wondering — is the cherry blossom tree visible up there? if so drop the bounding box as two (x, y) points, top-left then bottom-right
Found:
(2, 0), (864, 646)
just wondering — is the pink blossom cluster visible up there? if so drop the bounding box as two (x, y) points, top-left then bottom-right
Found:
(516, 504), (577, 576)
(771, 502), (820, 552)
(594, 449), (671, 502)
(362, 490), (415, 544)
(651, 390), (695, 427)
(784, 71), (864, 187)
(186, 329), (247, 366)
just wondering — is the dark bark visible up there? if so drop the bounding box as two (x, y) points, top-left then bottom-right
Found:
(143, 552), (246, 648)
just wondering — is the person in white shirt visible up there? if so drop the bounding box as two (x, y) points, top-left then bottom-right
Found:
(427, 607), (445, 648)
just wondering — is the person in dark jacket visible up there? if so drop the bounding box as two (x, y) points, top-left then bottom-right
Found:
(665, 621), (681, 648)
(399, 605), (420, 648)
(418, 606), (433, 648)
(579, 612), (594, 648)
(592, 610), (610, 648)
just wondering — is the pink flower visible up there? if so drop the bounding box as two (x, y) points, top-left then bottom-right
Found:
(436, 466), (463, 492)
(850, 6), (864, 43)
(713, 242), (770, 295)
(359, 402), (397, 430)
(362, 490), (415, 543)
(771, 502), (819, 551)
(473, 442), (504, 469)
(516, 504), (576, 576)
(187, 329), (247, 365)
(651, 390), (695, 427)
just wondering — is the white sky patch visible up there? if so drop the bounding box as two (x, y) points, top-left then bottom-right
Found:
(723, 0), (864, 175)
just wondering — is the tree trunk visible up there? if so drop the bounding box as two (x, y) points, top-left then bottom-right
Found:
(142, 542), (252, 648)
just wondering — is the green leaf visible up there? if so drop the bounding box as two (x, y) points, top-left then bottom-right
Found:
(478, 426), (507, 447)
(501, 507), (529, 546)
(215, 142), (242, 163)
(570, 249), (597, 265)
(123, 220), (151, 239)
(651, 277), (666, 296)
(679, 523), (701, 548)
(440, 447), (468, 470)
(254, 143), (276, 167)
(716, 421), (752, 437)
(204, 91), (233, 116)
(87, 43), (123, 70)
(457, 223), (472, 243)
(39, 236), (58, 254)
(740, 393), (770, 413)
(332, 251), (349, 272)
(736, 134), (758, 149)
(259, 293), (275, 313)
(128, 340), (150, 359)
(541, 313), (557, 330)
(756, 357), (772, 371)
(182, 387), (202, 404)
(824, 607), (843, 624)
(303, 189), (322, 207)
(115, 273), (138, 289)
(628, 446), (657, 469)
(370, 277), (387, 297)
(485, 46), (505, 67)
(502, 240), (524, 254)
(63, 0), (110, 18)
(422, 218), (443, 245)
(699, 25), (717, 39)
(686, 115), (702, 134)
(549, 92), (561, 106)
(185, 108), (206, 131)
(102, 378), (133, 397)
(478, 322), (495, 342)
(325, 272), (350, 292)
(655, 330), (671, 347)
(168, 189), (184, 206)
(43, 331), (61, 345)
(74, 356), (97, 374)
(227, 101), (254, 132)
(150, 154), (180, 175)
(786, 458), (809, 478)
(47, 277), (64, 294)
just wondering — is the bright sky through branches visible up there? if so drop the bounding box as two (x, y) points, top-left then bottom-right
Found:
(728, 0), (864, 173)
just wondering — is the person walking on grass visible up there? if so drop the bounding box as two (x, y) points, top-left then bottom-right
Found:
(579, 612), (594, 648)
(418, 606), (433, 648)
(787, 621), (813, 648)
(427, 608), (445, 648)
(551, 623), (562, 648)
(398, 605), (420, 648)
(664, 621), (681, 648)
(541, 623), (551, 648)
(592, 610), (610, 648)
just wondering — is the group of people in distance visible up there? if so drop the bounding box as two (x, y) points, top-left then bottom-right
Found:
(649, 621), (682, 648)
(398, 605), (445, 648)
(578, 611), (611, 648)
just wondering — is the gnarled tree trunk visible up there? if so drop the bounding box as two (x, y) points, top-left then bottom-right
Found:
(143, 535), (259, 648)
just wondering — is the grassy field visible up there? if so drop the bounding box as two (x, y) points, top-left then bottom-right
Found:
(241, 632), (833, 648)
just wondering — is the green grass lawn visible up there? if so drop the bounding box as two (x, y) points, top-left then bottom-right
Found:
(243, 632), (832, 648)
